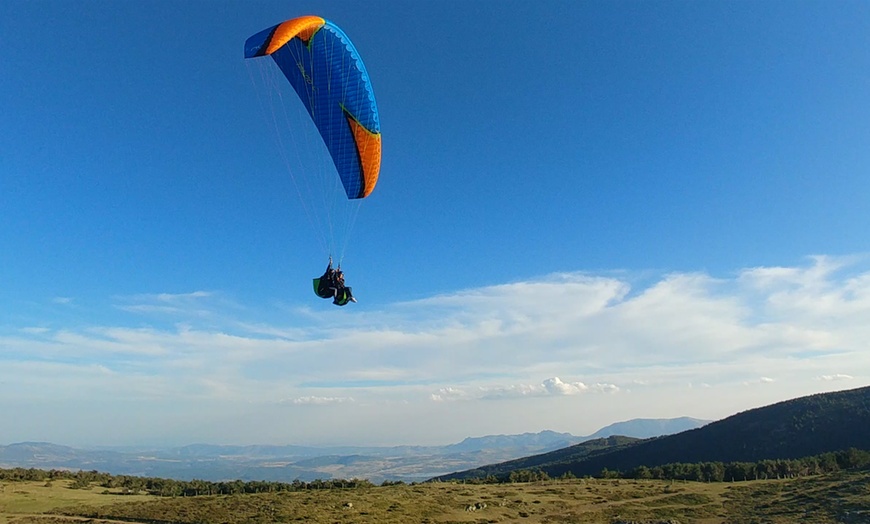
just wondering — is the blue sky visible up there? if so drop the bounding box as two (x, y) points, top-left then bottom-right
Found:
(2, 0), (869, 447)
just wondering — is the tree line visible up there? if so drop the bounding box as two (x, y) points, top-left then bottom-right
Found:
(454, 447), (870, 484)
(0, 467), (377, 496)
(619, 447), (870, 482)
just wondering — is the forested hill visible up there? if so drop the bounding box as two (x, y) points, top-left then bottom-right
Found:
(435, 384), (870, 481)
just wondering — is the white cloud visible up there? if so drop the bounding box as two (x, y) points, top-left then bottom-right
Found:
(3, 256), (870, 446)
(742, 377), (776, 386)
(543, 377), (589, 395)
(287, 396), (355, 405)
(819, 374), (853, 381)
(430, 387), (468, 402)
(430, 378), (620, 401)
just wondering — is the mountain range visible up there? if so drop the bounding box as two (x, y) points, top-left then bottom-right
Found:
(0, 417), (707, 484)
(435, 384), (870, 481)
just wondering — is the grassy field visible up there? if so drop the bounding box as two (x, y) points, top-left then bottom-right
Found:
(2, 471), (868, 524)
(0, 480), (151, 524)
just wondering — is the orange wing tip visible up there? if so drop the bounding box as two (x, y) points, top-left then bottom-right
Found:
(348, 118), (381, 198)
(265, 16), (326, 55)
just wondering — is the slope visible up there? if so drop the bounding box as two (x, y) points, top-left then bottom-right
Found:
(435, 384), (870, 480)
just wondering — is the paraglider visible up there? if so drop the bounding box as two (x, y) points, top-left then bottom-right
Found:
(313, 258), (356, 306)
(245, 16), (381, 305)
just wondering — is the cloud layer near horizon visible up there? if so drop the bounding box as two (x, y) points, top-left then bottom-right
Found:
(1, 256), (867, 446)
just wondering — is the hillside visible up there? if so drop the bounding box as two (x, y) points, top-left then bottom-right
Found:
(434, 436), (640, 481)
(435, 384), (870, 480)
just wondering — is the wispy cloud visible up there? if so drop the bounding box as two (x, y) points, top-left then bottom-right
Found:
(286, 396), (355, 405)
(114, 291), (225, 318)
(819, 374), (853, 381)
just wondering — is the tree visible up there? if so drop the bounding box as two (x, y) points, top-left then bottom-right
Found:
(630, 465), (652, 479)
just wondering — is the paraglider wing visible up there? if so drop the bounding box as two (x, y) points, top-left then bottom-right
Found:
(245, 16), (381, 199)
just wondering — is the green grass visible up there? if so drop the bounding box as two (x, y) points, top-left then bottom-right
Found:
(0, 480), (151, 524)
(2, 471), (868, 524)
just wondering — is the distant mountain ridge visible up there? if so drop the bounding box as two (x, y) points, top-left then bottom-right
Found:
(585, 416), (709, 440)
(435, 385), (870, 481)
(444, 417), (709, 454)
(0, 417), (707, 483)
